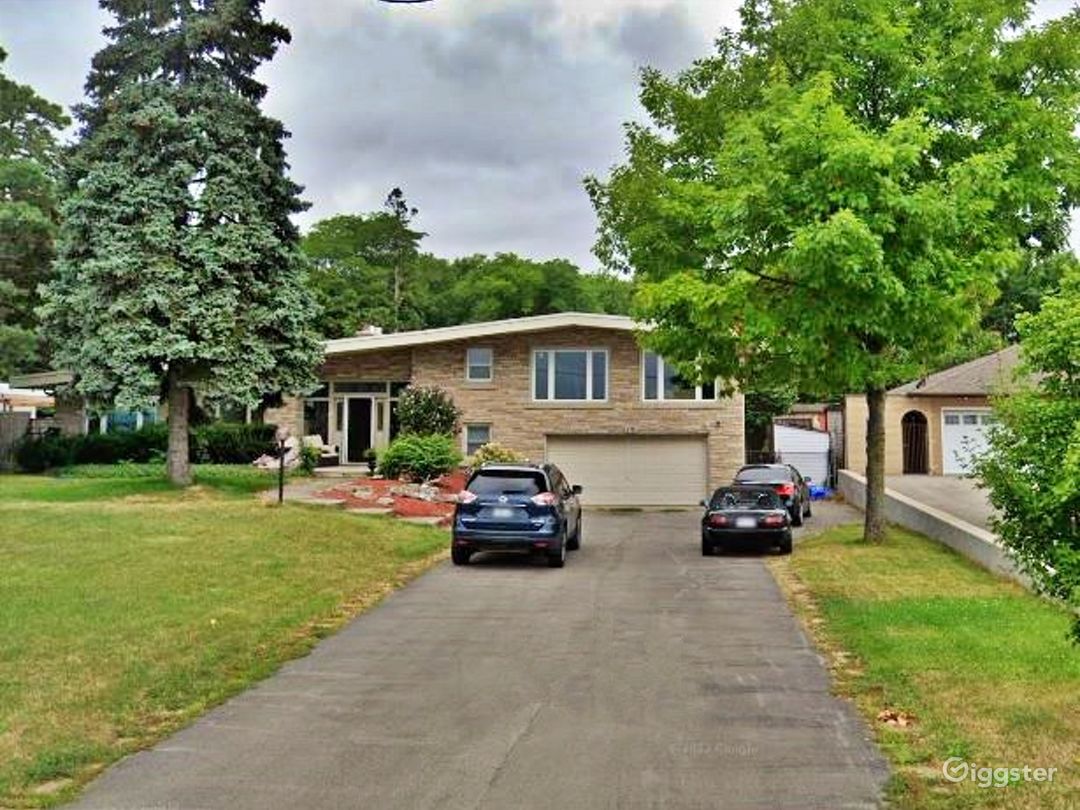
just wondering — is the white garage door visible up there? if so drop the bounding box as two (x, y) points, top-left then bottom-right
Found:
(546, 435), (708, 506)
(942, 410), (995, 474)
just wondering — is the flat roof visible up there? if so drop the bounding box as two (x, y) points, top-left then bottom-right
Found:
(9, 370), (75, 389)
(324, 312), (640, 355)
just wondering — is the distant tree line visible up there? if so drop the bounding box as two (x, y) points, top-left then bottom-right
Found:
(300, 190), (634, 338)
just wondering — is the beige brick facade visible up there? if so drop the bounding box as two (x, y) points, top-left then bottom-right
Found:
(268, 325), (745, 491)
(844, 392), (992, 476)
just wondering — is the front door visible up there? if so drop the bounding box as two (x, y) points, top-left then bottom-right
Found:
(345, 397), (373, 464)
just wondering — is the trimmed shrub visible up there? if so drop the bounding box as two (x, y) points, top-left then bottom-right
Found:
(299, 443), (321, 475)
(395, 386), (462, 436)
(469, 442), (525, 466)
(378, 434), (462, 482)
(14, 422), (277, 471)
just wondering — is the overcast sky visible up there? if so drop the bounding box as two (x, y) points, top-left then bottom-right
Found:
(1, 0), (1075, 270)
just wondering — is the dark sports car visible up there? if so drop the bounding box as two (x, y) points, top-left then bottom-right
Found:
(700, 485), (793, 556)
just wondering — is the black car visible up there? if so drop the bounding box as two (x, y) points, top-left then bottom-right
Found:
(701, 486), (792, 555)
(733, 463), (811, 526)
(451, 463), (583, 568)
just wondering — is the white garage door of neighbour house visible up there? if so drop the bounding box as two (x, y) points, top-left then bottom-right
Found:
(545, 435), (708, 507)
(942, 410), (995, 475)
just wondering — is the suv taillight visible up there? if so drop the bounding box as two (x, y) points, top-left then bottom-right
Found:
(774, 483), (795, 497)
(530, 492), (558, 506)
(458, 491), (478, 504)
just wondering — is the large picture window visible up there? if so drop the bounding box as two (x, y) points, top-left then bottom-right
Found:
(643, 352), (718, 401)
(532, 349), (608, 401)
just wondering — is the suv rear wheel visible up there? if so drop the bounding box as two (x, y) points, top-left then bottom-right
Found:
(547, 536), (567, 568)
(566, 517), (581, 551)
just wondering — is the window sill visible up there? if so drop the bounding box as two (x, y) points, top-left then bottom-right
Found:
(462, 381), (497, 390)
(524, 401), (614, 410)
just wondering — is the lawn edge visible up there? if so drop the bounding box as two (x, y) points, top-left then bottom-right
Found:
(13, 526), (449, 809)
(767, 534), (915, 807)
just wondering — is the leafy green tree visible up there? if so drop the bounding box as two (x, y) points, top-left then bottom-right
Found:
(983, 252), (1071, 341)
(579, 270), (634, 316)
(39, 0), (322, 485)
(301, 193), (427, 336)
(588, 0), (1080, 541)
(976, 260), (1080, 640)
(0, 47), (69, 378)
(438, 254), (581, 324)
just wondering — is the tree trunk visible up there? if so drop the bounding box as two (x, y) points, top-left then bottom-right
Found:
(166, 372), (192, 486)
(393, 264), (401, 330)
(864, 386), (887, 542)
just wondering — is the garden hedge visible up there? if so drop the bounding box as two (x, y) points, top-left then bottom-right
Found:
(14, 422), (277, 472)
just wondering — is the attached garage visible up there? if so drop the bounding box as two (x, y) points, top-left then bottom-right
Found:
(941, 409), (995, 474)
(545, 434), (708, 507)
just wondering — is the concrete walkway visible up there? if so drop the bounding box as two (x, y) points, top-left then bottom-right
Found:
(73, 505), (887, 810)
(885, 475), (998, 530)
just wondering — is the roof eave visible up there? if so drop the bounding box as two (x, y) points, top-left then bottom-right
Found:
(324, 312), (642, 355)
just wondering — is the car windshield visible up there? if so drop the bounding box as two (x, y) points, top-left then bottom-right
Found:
(710, 488), (782, 510)
(468, 471), (547, 497)
(735, 467), (790, 483)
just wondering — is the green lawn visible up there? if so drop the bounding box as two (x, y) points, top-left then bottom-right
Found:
(771, 524), (1080, 810)
(0, 470), (447, 807)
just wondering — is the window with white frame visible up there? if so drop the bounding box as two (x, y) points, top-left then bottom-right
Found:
(642, 352), (718, 401)
(532, 349), (608, 401)
(465, 424), (491, 455)
(466, 347), (493, 382)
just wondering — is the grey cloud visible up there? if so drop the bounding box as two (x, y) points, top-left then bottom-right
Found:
(256, 0), (715, 266)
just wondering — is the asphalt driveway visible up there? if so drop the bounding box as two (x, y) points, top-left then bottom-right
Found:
(74, 504), (887, 810)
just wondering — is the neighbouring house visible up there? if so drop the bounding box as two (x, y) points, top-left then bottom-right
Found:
(843, 345), (1024, 477)
(265, 313), (745, 506)
(0, 383), (54, 418)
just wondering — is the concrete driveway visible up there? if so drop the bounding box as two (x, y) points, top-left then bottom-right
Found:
(885, 475), (998, 530)
(74, 505), (887, 810)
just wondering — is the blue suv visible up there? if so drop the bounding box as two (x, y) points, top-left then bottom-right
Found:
(451, 463), (583, 568)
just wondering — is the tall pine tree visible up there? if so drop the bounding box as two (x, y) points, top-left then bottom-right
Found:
(40, 0), (322, 485)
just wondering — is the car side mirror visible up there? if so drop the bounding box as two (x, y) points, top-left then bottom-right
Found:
(572, 484), (583, 495)
(699, 498), (709, 508)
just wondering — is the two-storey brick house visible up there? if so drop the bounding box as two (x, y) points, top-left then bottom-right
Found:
(267, 313), (744, 506)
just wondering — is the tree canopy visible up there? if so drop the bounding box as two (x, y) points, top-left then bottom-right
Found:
(587, 0), (1080, 540)
(39, 0), (321, 484)
(0, 47), (69, 379)
(301, 201), (634, 338)
(976, 258), (1080, 640)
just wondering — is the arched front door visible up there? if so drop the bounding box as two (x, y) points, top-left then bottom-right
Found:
(901, 411), (929, 474)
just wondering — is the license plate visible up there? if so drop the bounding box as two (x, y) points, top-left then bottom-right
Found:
(491, 507), (515, 520)
(735, 517), (757, 528)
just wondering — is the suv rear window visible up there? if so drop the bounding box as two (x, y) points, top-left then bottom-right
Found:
(467, 471), (548, 497)
(735, 467), (790, 483)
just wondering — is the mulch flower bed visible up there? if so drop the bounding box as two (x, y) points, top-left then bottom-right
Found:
(315, 469), (469, 524)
